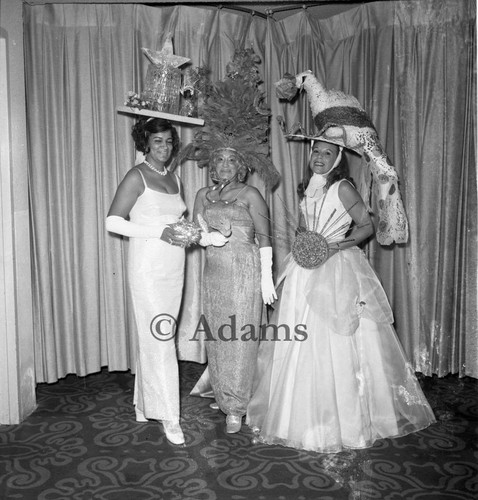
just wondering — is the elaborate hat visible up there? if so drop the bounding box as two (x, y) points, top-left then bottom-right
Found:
(118, 33), (204, 126)
(179, 48), (280, 189)
(275, 71), (409, 245)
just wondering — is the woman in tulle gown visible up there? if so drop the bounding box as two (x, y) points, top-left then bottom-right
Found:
(246, 139), (436, 453)
(106, 118), (189, 446)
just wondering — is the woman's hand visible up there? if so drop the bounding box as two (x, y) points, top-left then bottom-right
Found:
(327, 242), (340, 259)
(161, 225), (188, 247)
(194, 200), (229, 247)
(199, 231), (229, 247)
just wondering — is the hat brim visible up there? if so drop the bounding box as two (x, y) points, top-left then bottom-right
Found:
(117, 105), (204, 126)
(285, 132), (362, 156)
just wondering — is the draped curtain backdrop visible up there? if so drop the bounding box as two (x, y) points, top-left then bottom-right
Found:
(24, 0), (476, 383)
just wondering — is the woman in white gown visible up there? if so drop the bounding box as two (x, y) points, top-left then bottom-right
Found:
(246, 139), (436, 453)
(106, 118), (188, 446)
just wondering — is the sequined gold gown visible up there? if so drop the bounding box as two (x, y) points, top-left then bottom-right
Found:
(246, 180), (436, 452)
(192, 199), (262, 417)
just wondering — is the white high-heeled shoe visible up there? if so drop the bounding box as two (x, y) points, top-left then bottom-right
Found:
(226, 415), (242, 434)
(162, 420), (185, 446)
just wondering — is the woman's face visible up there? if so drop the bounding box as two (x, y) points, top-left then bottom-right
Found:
(214, 149), (240, 182)
(309, 141), (340, 175)
(147, 130), (174, 166)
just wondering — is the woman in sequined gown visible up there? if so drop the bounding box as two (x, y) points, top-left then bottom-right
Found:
(191, 148), (276, 434)
(106, 118), (188, 446)
(246, 140), (436, 452)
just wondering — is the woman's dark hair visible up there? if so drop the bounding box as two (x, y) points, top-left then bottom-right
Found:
(131, 118), (180, 156)
(297, 147), (353, 199)
(209, 148), (249, 184)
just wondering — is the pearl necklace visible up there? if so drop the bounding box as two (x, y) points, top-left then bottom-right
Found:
(144, 160), (167, 176)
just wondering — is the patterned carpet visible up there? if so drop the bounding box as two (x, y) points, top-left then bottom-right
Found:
(0, 362), (476, 500)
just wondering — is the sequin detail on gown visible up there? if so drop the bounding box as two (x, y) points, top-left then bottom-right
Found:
(128, 170), (186, 421)
(192, 200), (262, 417)
(246, 180), (436, 452)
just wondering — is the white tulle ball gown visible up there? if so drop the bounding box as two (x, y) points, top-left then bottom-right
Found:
(246, 180), (436, 453)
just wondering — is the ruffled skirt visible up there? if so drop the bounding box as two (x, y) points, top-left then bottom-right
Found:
(246, 248), (436, 453)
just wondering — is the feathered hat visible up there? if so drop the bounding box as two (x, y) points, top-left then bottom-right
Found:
(275, 70), (408, 246)
(179, 48), (280, 189)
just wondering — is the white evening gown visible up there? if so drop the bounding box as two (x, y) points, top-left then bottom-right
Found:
(128, 169), (186, 421)
(246, 180), (436, 453)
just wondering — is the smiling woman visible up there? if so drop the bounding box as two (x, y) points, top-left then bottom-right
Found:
(190, 144), (277, 434)
(105, 117), (189, 446)
(246, 132), (436, 453)
(309, 141), (342, 175)
(183, 48), (281, 434)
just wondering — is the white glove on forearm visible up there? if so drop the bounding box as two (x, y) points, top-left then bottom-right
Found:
(199, 231), (228, 247)
(260, 246), (277, 305)
(106, 215), (166, 238)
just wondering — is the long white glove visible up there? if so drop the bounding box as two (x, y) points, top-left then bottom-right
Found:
(199, 231), (229, 247)
(105, 215), (165, 238)
(260, 246), (277, 305)
(197, 213), (228, 247)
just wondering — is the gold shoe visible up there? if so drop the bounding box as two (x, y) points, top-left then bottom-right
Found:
(226, 415), (242, 434)
(162, 420), (185, 446)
